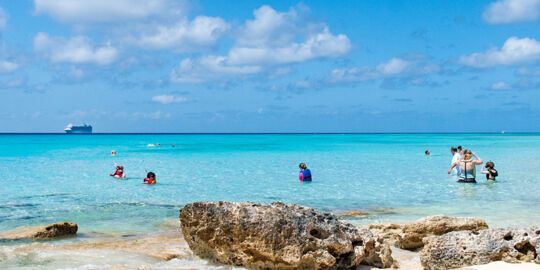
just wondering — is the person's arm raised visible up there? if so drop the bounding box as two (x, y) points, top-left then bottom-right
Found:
(472, 152), (483, 165)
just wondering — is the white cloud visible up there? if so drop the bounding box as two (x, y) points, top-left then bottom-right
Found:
(34, 0), (183, 24)
(491, 81), (513, 90)
(329, 57), (440, 82)
(135, 16), (228, 52)
(0, 7), (8, 30)
(151, 94), (188, 104)
(0, 60), (19, 73)
(459, 37), (540, 68)
(517, 67), (540, 76)
(170, 57), (262, 83)
(483, 0), (540, 24)
(228, 5), (350, 65)
(227, 28), (350, 65)
(33, 32), (118, 65)
(170, 5), (351, 83)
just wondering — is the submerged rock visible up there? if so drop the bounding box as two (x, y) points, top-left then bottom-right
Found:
(180, 201), (394, 269)
(0, 221), (78, 241)
(420, 227), (540, 269)
(342, 211), (369, 216)
(369, 215), (488, 250)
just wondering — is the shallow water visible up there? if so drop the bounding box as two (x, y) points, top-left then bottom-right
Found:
(1, 134), (539, 234)
(1, 133), (539, 269)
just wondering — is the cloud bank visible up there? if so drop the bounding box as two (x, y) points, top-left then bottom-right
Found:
(483, 0), (540, 24)
(459, 37), (540, 68)
(33, 33), (118, 65)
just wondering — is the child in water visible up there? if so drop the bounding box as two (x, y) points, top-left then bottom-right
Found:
(481, 160), (498, 180)
(298, 163), (312, 181)
(110, 163), (125, 178)
(144, 170), (157, 184)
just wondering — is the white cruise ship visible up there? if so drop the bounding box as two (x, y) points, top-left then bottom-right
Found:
(64, 124), (92, 134)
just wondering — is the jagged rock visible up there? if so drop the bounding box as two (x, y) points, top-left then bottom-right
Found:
(369, 215), (488, 250)
(420, 227), (540, 269)
(180, 201), (394, 269)
(0, 221), (78, 241)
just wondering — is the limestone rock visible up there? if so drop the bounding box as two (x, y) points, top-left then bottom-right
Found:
(180, 201), (394, 269)
(369, 215), (488, 250)
(0, 221), (78, 241)
(420, 227), (540, 270)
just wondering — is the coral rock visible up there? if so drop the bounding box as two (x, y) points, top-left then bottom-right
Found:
(369, 215), (488, 250)
(420, 227), (540, 269)
(180, 201), (393, 269)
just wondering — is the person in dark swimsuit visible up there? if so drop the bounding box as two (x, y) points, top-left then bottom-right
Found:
(481, 160), (498, 180)
(449, 149), (483, 183)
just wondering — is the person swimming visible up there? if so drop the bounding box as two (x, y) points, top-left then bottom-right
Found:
(449, 149), (483, 183)
(110, 163), (125, 178)
(144, 171), (156, 184)
(298, 163), (312, 182)
(481, 160), (498, 180)
(425, 150), (430, 155)
(111, 150), (117, 156)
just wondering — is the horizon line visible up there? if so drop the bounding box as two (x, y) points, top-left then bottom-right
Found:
(0, 132), (538, 135)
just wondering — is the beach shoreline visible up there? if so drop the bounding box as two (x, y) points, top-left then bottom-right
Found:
(1, 213), (538, 269)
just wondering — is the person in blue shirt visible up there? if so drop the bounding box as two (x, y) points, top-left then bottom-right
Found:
(298, 163), (312, 182)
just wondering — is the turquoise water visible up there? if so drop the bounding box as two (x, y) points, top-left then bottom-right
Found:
(1, 134), (539, 234)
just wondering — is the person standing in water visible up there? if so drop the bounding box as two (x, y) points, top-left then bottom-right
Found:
(481, 160), (498, 180)
(448, 146), (461, 176)
(458, 146), (464, 156)
(449, 149), (483, 183)
(298, 163), (312, 182)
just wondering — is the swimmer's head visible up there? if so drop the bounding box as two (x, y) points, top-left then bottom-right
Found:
(147, 171), (156, 179)
(117, 166), (123, 170)
(486, 161), (495, 169)
(299, 163), (307, 170)
(111, 150), (117, 156)
(450, 146), (457, 153)
(457, 146), (463, 152)
(425, 150), (430, 155)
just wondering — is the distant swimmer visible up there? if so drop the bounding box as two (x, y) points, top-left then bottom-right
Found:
(144, 170), (156, 184)
(425, 150), (430, 155)
(156, 143), (161, 147)
(111, 150), (117, 156)
(481, 160), (498, 180)
(110, 163), (126, 178)
(298, 163), (312, 182)
(449, 149), (483, 183)
(172, 144), (175, 147)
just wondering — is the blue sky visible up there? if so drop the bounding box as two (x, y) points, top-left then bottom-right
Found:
(0, 0), (539, 132)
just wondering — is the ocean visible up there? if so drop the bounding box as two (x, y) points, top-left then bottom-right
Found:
(0, 133), (539, 268)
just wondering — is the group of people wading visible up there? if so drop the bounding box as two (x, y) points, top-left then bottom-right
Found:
(447, 146), (498, 183)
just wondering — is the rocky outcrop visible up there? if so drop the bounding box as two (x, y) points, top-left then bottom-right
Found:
(369, 215), (488, 250)
(0, 221), (78, 241)
(420, 227), (540, 269)
(180, 201), (394, 269)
